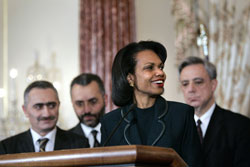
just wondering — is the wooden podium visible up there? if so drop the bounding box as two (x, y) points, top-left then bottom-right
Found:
(0, 145), (187, 167)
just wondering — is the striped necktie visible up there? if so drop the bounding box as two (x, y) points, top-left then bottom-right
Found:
(38, 138), (49, 152)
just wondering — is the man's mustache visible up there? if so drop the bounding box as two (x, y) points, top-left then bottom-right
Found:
(38, 116), (56, 121)
(80, 113), (96, 119)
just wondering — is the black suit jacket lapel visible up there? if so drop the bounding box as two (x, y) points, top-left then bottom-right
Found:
(122, 97), (168, 146)
(122, 106), (142, 145)
(147, 98), (168, 146)
(20, 130), (35, 152)
(54, 127), (66, 150)
(74, 123), (86, 137)
(203, 105), (224, 154)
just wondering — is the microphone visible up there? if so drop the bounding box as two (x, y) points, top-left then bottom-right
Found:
(102, 103), (136, 146)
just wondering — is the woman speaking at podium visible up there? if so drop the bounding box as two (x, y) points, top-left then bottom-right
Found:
(101, 41), (201, 167)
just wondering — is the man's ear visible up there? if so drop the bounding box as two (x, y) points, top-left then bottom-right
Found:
(58, 101), (60, 108)
(22, 105), (29, 118)
(211, 79), (218, 92)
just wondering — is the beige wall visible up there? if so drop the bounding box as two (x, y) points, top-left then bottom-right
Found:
(1, 0), (183, 131)
(0, 0), (3, 85)
(135, 0), (183, 102)
(4, 0), (80, 130)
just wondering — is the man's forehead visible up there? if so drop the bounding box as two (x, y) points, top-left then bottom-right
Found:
(30, 87), (56, 94)
(28, 88), (58, 101)
(181, 64), (208, 77)
(73, 82), (102, 95)
(33, 101), (58, 106)
(74, 93), (99, 102)
(181, 76), (205, 81)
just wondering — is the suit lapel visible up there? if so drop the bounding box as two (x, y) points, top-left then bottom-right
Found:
(122, 105), (142, 145)
(147, 98), (168, 145)
(54, 127), (65, 150)
(122, 97), (168, 146)
(20, 130), (35, 152)
(74, 123), (86, 137)
(203, 105), (224, 154)
(147, 118), (165, 145)
(124, 121), (142, 145)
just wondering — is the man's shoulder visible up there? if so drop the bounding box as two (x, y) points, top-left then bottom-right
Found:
(0, 130), (33, 154)
(68, 123), (81, 132)
(57, 127), (88, 141)
(213, 105), (250, 129)
(68, 123), (88, 138)
(0, 130), (30, 144)
(57, 127), (80, 137)
(55, 127), (89, 148)
(215, 105), (250, 121)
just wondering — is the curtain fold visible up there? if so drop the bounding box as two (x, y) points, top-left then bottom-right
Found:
(79, 0), (136, 112)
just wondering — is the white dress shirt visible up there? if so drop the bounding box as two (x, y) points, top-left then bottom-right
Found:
(30, 127), (57, 152)
(194, 103), (215, 138)
(81, 123), (101, 147)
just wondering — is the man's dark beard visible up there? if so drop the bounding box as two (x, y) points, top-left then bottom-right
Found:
(79, 105), (105, 127)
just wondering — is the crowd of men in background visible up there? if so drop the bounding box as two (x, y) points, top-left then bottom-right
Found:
(0, 73), (106, 154)
(0, 45), (249, 167)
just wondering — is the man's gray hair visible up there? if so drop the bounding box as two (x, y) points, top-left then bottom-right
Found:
(178, 56), (217, 80)
(23, 80), (59, 106)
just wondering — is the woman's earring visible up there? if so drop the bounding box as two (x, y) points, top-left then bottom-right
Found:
(130, 82), (134, 87)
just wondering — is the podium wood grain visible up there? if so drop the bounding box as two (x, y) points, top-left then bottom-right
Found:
(0, 145), (187, 167)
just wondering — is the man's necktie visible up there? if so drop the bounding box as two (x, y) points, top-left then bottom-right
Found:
(38, 138), (49, 152)
(197, 119), (203, 144)
(91, 130), (100, 147)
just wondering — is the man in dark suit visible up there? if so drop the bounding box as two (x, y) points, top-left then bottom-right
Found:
(0, 80), (89, 154)
(69, 73), (107, 147)
(178, 56), (250, 167)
